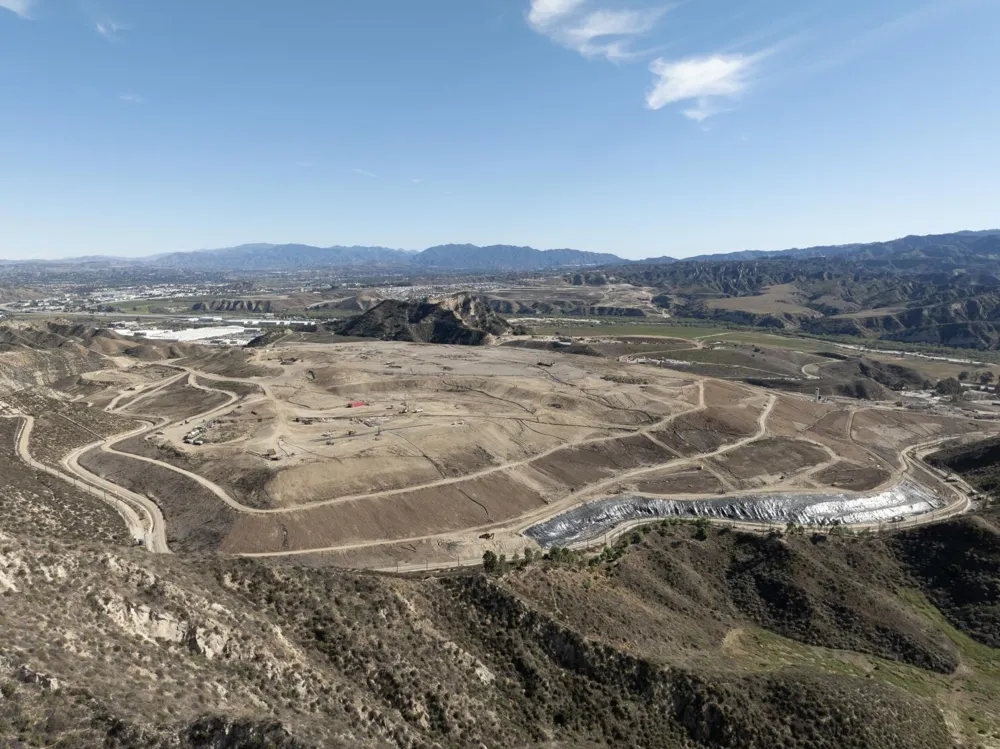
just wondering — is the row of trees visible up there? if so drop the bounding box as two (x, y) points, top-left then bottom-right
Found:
(936, 374), (1000, 397)
(958, 369), (995, 384)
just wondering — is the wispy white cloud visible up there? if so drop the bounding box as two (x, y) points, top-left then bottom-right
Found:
(119, 93), (144, 104)
(527, 0), (586, 29)
(96, 20), (126, 39)
(296, 161), (314, 168)
(352, 168), (376, 178)
(646, 53), (763, 119)
(0, 0), (34, 18)
(411, 178), (423, 184)
(527, 0), (667, 62)
(529, 0), (974, 120)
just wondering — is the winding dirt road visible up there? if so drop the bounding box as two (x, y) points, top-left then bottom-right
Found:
(2, 414), (168, 552)
(50, 370), (239, 553)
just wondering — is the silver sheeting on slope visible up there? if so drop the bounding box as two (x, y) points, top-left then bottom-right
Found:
(524, 480), (943, 549)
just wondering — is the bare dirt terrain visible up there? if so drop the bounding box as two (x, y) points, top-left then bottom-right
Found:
(0, 317), (987, 567)
(18, 336), (983, 568)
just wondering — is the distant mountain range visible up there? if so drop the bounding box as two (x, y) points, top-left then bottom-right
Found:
(141, 243), (626, 273)
(3, 229), (999, 275)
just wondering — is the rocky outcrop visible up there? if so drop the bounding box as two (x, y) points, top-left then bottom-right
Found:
(331, 293), (520, 345)
(191, 300), (273, 313)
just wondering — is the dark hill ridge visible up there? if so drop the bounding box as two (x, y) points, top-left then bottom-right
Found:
(589, 231), (1000, 350)
(748, 357), (931, 400)
(681, 229), (1000, 263)
(330, 293), (521, 344)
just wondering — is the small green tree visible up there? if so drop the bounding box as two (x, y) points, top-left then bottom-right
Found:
(693, 520), (710, 541)
(935, 377), (962, 396)
(482, 550), (498, 574)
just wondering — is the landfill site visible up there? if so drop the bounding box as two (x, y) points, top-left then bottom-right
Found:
(42, 334), (989, 570)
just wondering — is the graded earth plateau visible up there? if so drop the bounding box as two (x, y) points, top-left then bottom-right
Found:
(0, 304), (998, 748)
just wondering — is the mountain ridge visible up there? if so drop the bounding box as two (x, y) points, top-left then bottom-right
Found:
(133, 243), (628, 272)
(5, 229), (1000, 274)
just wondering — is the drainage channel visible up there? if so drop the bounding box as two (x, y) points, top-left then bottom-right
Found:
(524, 480), (943, 549)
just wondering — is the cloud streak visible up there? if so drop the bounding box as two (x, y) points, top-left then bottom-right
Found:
(646, 53), (762, 119)
(0, 0), (34, 18)
(527, 0), (586, 29)
(96, 20), (125, 39)
(352, 168), (376, 178)
(527, 0), (667, 62)
(119, 93), (144, 104)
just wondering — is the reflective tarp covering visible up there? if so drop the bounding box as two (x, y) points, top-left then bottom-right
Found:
(524, 480), (943, 549)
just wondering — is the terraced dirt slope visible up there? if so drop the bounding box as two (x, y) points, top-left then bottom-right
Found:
(0, 514), (996, 748)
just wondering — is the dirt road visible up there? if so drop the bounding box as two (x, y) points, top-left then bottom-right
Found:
(2, 414), (168, 552)
(50, 370), (239, 553)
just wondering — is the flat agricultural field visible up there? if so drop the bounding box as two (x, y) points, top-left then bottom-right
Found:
(707, 284), (823, 318)
(530, 322), (732, 339)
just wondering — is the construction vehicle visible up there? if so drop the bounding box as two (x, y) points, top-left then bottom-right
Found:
(478, 532), (495, 540)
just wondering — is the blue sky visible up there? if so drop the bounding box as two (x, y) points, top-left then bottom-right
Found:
(1, 0), (998, 260)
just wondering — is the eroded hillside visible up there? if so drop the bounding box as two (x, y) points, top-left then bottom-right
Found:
(0, 512), (997, 748)
(330, 293), (523, 344)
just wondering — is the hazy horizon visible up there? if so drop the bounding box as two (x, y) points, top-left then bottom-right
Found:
(7, 225), (999, 265)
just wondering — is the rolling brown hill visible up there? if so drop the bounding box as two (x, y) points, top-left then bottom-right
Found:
(0, 320), (195, 392)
